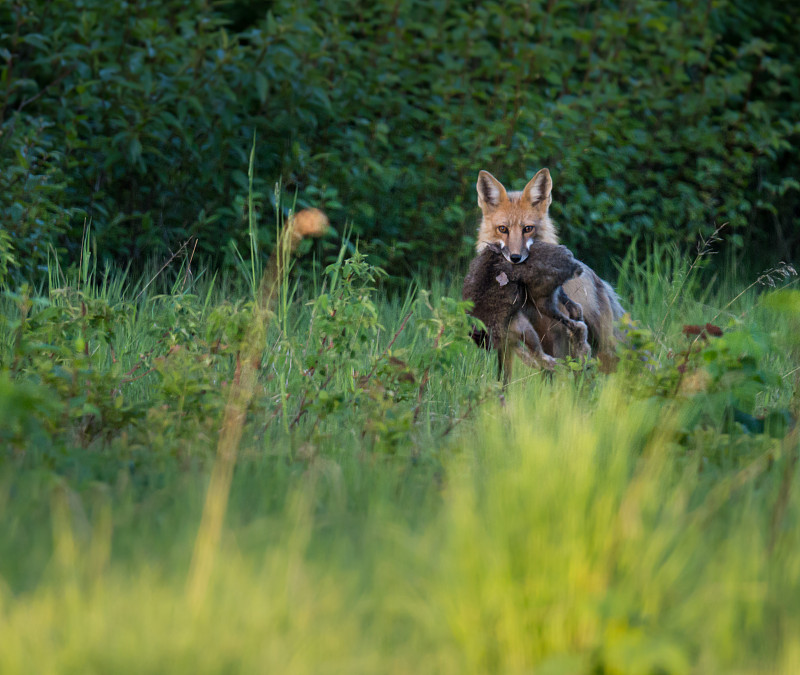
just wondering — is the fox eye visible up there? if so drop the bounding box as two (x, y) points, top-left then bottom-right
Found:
(497, 225), (509, 234)
(523, 225), (535, 234)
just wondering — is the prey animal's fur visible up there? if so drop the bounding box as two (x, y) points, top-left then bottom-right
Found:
(463, 240), (590, 382)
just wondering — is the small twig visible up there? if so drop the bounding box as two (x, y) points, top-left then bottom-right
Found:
(181, 237), (198, 292)
(134, 238), (193, 302)
(290, 391), (309, 428)
(16, 66), (76, 113)
(259, 405), (283, 437)
(440, 396), (479, 438)
(119, 330), (171, 380)
(292, 373), (333, 429)
(78, 219), (89, 286)
(670, 336), (703, 395)
(120, 367), (156, 385)
(657, 222), (727, 337)
(709, 262), (798, 325)
(782, 365), (800, 380)
(506, 366), (552, 387)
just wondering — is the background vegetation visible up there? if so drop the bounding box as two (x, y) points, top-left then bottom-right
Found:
(2, 0), (798, 281)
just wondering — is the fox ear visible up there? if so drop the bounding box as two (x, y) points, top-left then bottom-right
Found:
(522, 168), (552, 208)
(477, 170), (508, 211)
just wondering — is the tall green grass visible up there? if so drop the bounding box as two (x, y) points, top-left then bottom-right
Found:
(0, 219), (798, 672)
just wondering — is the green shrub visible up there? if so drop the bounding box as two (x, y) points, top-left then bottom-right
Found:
(2, 0), (798, 281)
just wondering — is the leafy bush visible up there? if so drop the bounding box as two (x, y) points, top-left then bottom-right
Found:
(2, 0), (798, 281)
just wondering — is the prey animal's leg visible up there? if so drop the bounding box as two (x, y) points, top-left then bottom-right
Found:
(507, 311), (556, 372)
(567, 321), (591, 359)
(558, 287), (583, 322)
(543, 290), (591, 359)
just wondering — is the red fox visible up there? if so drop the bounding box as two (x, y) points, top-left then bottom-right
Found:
(462, 240), (591, 383)
(475, 169), (624, 372)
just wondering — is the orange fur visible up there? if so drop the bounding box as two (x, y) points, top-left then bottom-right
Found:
(476, 169), (557, 260)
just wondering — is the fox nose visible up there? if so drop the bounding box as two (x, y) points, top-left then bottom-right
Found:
(510, 254), (522, 263)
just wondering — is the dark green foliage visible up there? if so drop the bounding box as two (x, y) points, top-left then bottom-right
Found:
(616, 315), (788, 437)
(2, 0), (798, 280)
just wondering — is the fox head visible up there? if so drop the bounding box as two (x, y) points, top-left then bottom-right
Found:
(475, 168), (558, 263)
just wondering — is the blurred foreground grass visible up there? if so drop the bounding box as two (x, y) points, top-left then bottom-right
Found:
(1, 239), (799, 673)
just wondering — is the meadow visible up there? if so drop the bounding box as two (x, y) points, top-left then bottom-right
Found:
(1, 208), (799, 674)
